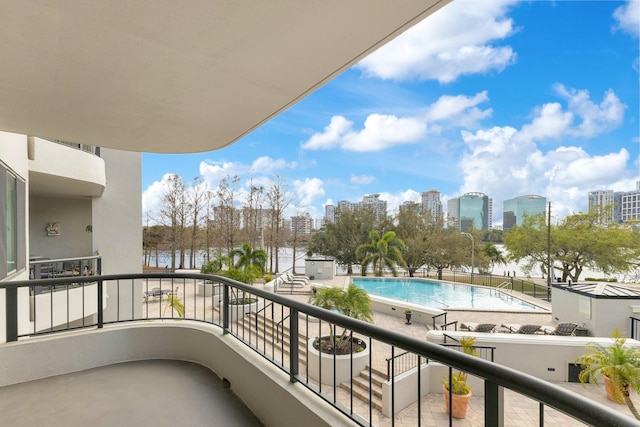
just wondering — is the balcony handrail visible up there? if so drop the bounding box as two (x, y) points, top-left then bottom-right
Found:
(29, 255), (102, 265)
(2, 272), (637, 426)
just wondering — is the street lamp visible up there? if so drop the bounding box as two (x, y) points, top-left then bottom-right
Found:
(461, 232), (474, 284)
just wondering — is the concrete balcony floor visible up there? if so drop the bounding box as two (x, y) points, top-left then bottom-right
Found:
(0, 359), (263, 427)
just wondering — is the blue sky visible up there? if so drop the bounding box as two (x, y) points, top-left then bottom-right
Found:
(142, 0), (639, 226)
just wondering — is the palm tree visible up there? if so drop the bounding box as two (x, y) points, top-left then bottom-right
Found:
(576, 329), (640, 420)
(308, 283), (373, 354)
(201, 252), (230, 274)
(230, 243), (267, 275)
(356, 230), (407, 276)
(164, 294), (185, 318)
(483, 242), (506, 274)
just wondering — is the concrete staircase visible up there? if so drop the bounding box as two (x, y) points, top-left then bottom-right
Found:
(340, 366), (387, 412)
(236, 309), (308, 366)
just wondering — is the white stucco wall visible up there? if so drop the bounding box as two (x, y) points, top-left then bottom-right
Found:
(552, 286), (640, 337)
(29, 196), (92, 259)
(427, 330), (640, 383)
(92, 148), (142, 321)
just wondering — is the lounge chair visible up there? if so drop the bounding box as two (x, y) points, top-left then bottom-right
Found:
(278, 273), (306, 288)
(501, 324), (542, 334)
(543, 322), (579, 336)
(461, 322), (496, 333)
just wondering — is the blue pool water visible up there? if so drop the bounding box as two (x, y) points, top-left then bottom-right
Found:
(351, 278), (546, 311)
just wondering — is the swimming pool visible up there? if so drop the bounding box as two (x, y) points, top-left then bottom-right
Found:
(351, 277), (547, 311)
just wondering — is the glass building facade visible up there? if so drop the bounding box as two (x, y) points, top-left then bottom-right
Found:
(503, 195), (546, 231)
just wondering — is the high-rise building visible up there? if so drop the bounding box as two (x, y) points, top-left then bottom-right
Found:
(619, 181), (640, 223)
(588, 190), (615, 225)
(421, 189), (442, 221)
(324, 204), (335, 224)
(587, 181), (640, 224)
(448, 192), (492, 231)
(290, 213), (312, 235)
(335, 194), (387, 221)
(503, 195), (547, 231)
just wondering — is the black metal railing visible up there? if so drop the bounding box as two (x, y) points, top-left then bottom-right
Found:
(1, 272), (637, 427)
(29, 256), (101, 295)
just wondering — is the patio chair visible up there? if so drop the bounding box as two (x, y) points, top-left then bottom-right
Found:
(501, 324), (542, 334)
(462, 322), (496, 333)
(542, 322), (579, 336)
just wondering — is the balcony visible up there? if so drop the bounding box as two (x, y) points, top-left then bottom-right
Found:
(1, 273), (638, 426)
(28, 137), (106, 197)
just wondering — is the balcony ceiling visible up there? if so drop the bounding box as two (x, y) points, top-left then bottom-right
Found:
(0, 1), (450, 154)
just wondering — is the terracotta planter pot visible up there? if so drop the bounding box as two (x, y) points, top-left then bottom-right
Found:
(443, 385), (471, 419)
(604, 375), (625, 404)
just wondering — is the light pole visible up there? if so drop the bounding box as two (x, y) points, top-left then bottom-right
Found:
(461, 232), (474, 284)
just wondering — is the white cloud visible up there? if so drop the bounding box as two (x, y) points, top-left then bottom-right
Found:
(199, 160), (243, 185)
(613, 1), (640, 38)
(293, 177), (326, 209)
(301, 116), (352, 150)
(350, 174), (376, 185)
(250, 156), (297, 174)
(302, 92), (493, 153)
(301, 114), (426, 152)
(456, 87), (633, 222)
(378, 189), (421, 215)
(425, 91), (492, 127)
(357, 0), (518, 83)
(142, 174), (174, 223)
(554, 85), (626, 137)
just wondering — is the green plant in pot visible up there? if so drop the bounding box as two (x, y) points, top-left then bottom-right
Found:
(442, 336), (478, 419)
(575, 329), (640, 420)
(404, 307), (413, 325)
(308, 283), (373, 355)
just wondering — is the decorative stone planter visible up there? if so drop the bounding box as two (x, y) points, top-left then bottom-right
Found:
(307, 336), (369, 385)
(227, 298), (259, 322)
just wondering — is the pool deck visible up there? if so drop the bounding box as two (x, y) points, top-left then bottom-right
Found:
(278, 274), (640, 425)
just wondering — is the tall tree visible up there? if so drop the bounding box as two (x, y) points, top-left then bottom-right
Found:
(188, 177), (207, 268)
(356, 230), (407, 276)
(307, 208), (377, 274)
(505, 211), (640, 282)
(243, 178), (265, 249)
(394, 206), (431, 277)
(265, 175), (292, 273)
(159, 174), (187, 270)
(217, 175), (240, 256)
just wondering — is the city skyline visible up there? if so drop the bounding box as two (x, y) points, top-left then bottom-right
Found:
(142, 1), (639, 227)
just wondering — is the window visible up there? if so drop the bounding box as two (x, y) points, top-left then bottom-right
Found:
(7, 172), (16, 273)
(0, 164), (25, 279)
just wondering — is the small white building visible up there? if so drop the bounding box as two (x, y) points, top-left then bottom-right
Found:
(304, 257), (335, 280)
(552, 282), (640, 337)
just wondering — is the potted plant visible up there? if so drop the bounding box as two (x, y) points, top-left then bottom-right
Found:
(442, 336), (478, 419)
(575, 329), (640, 419)
(307, 283), (373, 384)
(404, 307), (413, 325)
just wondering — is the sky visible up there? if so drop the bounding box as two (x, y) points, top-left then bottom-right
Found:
(142, 0), (640, 227)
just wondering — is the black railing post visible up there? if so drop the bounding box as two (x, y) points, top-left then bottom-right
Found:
(6, 286), (18, 342)
(223, 284), (229, 334)
(289, 307), (299, 382)
(485, 380), (503, 426)
(97, 278), (104, 328)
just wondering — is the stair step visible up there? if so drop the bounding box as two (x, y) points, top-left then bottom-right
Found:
(358, 369), (387, 387)
(340, 382), (383, 411)
(349, 376), (383, 399)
